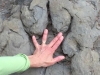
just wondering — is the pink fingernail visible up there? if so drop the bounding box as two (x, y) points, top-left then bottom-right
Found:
(58, 32), (62, 36)
(32, 36), (35, 38)
(60, 36), (64, 40)
(60, 56), (65, 59)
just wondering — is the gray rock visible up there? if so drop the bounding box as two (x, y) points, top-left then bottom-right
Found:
(24, 0), (32, 5)
(0, 0), (14, 19)
(64, 0), (100, 48)
(0, 18), (5, 53)
(93, 36), (100, 57)
(0, 18), (3, 33)
(15, 0), (32, 5)
(21, 0), (48, 35)
(45, 63), (70, 75)
(0, 0), (100, 75)
(0, 5), (34, 56)
(94, 36), (100, 49)
(49, 0), (71, 33)
(13, 68), (46, 75)
(62, 33), (79, 57)
(93, 0), (100, 58)
(71, 48), (100, 75)
(62, 0), (100, 57)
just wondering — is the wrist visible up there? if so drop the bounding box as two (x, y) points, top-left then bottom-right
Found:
(28, 55), (34, 68)
(28, 55), (41, 68)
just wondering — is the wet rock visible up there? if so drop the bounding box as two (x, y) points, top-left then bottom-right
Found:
(71, 48), (100, 75)
(49, 0), (71, 33)
(21, 0), (48, 36)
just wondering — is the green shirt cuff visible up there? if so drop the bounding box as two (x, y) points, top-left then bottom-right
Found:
(0, 53), (30, 75)
(14, 53), (30, 72)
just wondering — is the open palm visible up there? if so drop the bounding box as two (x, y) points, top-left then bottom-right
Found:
(28, 29), (65, 67)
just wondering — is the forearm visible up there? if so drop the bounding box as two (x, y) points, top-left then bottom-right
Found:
(0, 54), (30, 75)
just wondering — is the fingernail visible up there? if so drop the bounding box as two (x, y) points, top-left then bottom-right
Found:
(58, 32), (62, 36)
(45, 29), (48, 31)
(32, 35), (35, 38)
(60, 56), (65, 59)
(60, 32), (62, 35)
(60, 36), (64, 40)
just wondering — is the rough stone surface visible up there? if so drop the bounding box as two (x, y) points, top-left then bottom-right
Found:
(21, 0), (48, 35)
(0, 0), (100, 75)
(62, 33), (79, 57)
(71, 49), (100, 75)
(0, 5), (34, 56)
(93, 36), (100, 57)
(62, 0), (100, 56)
(45, 63), (70, 75)
(13, 68), (46, 75)
(49, 0), (71, 33)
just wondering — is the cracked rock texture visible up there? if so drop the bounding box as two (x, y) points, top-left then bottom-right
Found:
(0, 0), (100, 75)
(21, 0), (48, 35)
(49, 0), (71, 33)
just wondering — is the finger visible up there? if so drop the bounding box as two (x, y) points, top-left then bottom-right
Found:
(42, 29), (48, 45)
(52, 36), (64, 52)
(32, 36), (39, 48)
(48, 32), (62, 47)
(52, 56), (65, 64)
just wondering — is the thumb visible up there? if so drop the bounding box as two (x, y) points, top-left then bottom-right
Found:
(52, 56), (65, 64)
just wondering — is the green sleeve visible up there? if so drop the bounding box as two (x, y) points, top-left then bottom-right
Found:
(0, 54), (30, 75)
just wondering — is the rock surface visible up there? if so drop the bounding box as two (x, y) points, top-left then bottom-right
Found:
(0, 5), (34, 56)
(49, 0), (71, 33)
(0, 0), (100, 75)
(45, 63), (70, 75)
(21, 0), (48, 35)
(71, 49), (100, 75)
(62, 0), (100, 56)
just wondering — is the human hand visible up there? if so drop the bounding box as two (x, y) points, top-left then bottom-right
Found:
(28, 29), (65, 67)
